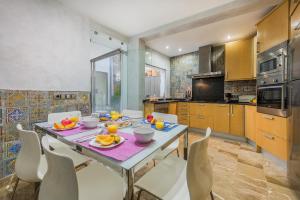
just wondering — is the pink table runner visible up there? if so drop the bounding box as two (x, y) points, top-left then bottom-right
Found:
(48, 124), (99, 137)
(76, 132), (153, 161)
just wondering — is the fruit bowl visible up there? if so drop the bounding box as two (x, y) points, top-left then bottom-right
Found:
(133, 127), (154, 143)
(81, 117), (99, 128)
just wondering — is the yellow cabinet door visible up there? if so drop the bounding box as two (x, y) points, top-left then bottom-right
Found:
(168, 102), (177, 115)
(230, 105), (245, 136)
(245, 106), (257, 141)
(213, 104), (230, 133)
(291, 3), (300, 39)
(189, 103), (213, 129)
(144, 103), (154, 118)
(177, 102), (189, 125)
(257, 1), (289, 53)
(225, 38), (254, 81)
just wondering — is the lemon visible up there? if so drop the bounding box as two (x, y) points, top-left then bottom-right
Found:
(111, 114), (119, 121)
(69, 116), (79, 123)
(155, 121), (164, 130)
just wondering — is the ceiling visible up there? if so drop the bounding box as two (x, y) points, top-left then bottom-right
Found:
(146, 9), (268, 57)
(58, 0), (281, 57)
(57, 0), (235, 36)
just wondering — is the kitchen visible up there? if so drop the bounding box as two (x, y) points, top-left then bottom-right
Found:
(0, 0), (300, 200)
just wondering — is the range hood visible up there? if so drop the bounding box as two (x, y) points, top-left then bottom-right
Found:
(190, 45), (224, 79)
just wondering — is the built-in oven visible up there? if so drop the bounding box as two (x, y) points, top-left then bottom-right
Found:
(257, 83), (288, 117)
(257, 41), (288, 83)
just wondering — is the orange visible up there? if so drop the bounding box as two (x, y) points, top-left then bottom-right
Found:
(65, 122), (76, 129)
(70, 116), (79, 123)
(54, 123), (64, 130)
(107, 124), (118, 134)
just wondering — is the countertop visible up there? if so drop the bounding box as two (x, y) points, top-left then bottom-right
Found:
(143, 98), (256, 106)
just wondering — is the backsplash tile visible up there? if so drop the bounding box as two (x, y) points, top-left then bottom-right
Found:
(224, 80), (256, 96)
(0, 89), (91, 180)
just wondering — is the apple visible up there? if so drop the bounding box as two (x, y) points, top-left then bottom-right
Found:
(61, 118), (72, 126)
(147, 114), (154, 122)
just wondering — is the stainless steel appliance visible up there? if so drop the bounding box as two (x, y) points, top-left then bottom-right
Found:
(257, 41), (288, 85)
(288, 33), (300, 189)
(257, 83), (288, 117)
(257, 41), (289, 117)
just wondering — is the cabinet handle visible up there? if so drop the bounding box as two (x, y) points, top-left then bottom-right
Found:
(257, 42), (260, 53)
(262, 115), (274, 120)
(218, 105), (227, 107)
(198, 115), (205, 119)
(263, 133), (275, 140)
(230, 105), (233, 116)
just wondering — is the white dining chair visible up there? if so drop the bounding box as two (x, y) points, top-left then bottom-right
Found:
(11, 124), (48, 200)
(47, 111), (91, 167)
(134, 128), (214, 200)
(152, 112), (180, 162)
(39, 136), (124, 200)
(121, 109), (143, 119)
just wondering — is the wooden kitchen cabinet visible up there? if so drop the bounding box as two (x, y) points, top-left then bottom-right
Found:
(225, 37), (254, 81)
(291, 3), (300, 38)
(256, 0), (289, 53)
(245, 106), (257, 141)
(144, 102), (154, 118)
(230, 105), (245, 136)
(168, 102), (177, 115)
(213, 104), (230, 133)
(177, 102), (189, 125)
(256, 113), (291, 160)
(189, 103), (213, 129)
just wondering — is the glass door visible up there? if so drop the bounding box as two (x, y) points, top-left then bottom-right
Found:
(91, 49), (124, 112)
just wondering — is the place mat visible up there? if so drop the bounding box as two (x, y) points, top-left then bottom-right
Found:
(76, 132), (153, 161)
(142, 120), (178, 132)
(48, 124), (100, 137)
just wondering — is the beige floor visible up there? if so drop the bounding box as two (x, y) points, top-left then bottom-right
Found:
(1, 132), (300, 200)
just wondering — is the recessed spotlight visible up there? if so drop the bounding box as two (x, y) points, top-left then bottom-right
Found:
(178, 48), (182, 52)
(165, 46), (169, 49)
(227, 35), (231, 40)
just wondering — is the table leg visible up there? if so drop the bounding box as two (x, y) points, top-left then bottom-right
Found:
(125, 168), (134, 200)
(184, 129), (189, 160)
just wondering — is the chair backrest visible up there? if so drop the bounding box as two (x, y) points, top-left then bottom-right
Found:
(186, 127), (213, 200)
(122, 109), (143, 119)
(48, 111), (81, 124)
(15, 124), (43, 182)
(39, 136), (78, 200)
(152, 112), (178, 123)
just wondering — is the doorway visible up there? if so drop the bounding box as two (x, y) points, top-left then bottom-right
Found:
(91, 49), (125, 112)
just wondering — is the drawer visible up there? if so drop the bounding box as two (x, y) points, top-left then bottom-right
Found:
(189, 103), (212, 115)
(178, 118), (189, 125)
(257, 130), (289, 160)
(256, 113), (288, 140)
(189, 115), (213, 129)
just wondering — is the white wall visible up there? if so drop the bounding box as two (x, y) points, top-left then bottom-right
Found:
(0, 0), (127, 92)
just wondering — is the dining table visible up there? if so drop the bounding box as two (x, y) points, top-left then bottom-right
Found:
(34, 119), (189, 200)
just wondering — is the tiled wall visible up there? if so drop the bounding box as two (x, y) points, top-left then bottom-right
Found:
(224, 80), (257, 96)
(170, 52), (199, 98)
(0, 90), (91, 179)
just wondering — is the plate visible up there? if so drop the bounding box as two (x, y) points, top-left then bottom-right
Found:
(51, 124), (80, 131)
(89, 136), (125, 149)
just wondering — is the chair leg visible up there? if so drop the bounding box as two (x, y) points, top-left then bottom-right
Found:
(10, 178), (19, 200)
(210, 191), (214, 200)
(176, 148), (180, 157)
(153, 160), (156, 167)
(137, 190), (143, 200)
(34, 182), (40, 200)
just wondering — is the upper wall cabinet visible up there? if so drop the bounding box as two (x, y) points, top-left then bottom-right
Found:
(291, 2), (300, 38)
(256, 1), (289, 53)
(225, 37), (254, 81)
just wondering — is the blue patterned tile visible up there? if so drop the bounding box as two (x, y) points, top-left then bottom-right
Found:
(6, 107), (29, 124)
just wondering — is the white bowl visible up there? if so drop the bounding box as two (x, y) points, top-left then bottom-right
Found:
(133, 127), (154, 143)
(81, 117), (99, 128)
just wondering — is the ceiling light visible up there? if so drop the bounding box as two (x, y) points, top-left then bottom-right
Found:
(227, 35), (231, 40)
(178, 48), (182, 52)
(165, 46), (169, 49)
